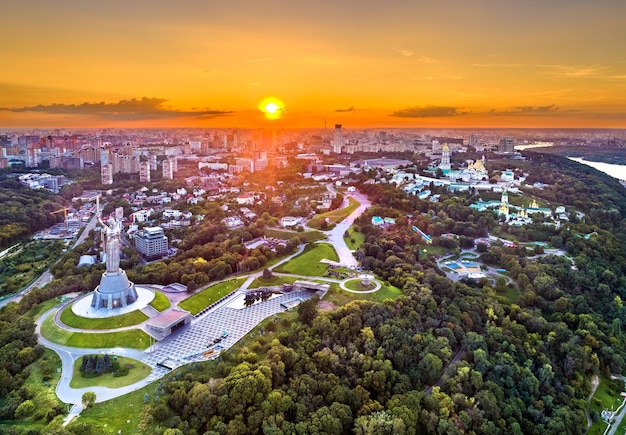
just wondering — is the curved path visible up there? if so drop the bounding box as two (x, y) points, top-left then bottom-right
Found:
(606, 375), (626, 435)
(586, 374), (600, 433)
(339, 277), (381, 294)
(319, 190), (370, 268)
(424, 347), (465, 396)
(36, 189), (376, 424)
(36, 311), (151, 404)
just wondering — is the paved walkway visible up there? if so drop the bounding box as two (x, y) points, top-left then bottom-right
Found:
(606, 375), (626, 435)
(35, 189), (375, 420)
(318, 189), (371, 268)
(586, 375), (600, 432)
(339, 277), (381, 294)
(36, 244), (316, 408)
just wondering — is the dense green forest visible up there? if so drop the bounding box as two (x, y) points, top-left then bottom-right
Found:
(526, 145), (626, 166)
(0, 240), (65, 297)
(3, 152), (626, 434)
(69, 153), (625, 434)
(0, 178), (66, 250)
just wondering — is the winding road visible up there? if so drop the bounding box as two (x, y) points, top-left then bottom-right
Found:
(319, 189), (371, 268)
(33, 189), (375, 425)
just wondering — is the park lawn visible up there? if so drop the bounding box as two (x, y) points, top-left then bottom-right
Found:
(274, 243), (338, 276)
(149, 290), (170, 311)
(588, 376), (626, 435)
(0, 349), (66, 433)
(420, 244), (447, 258)
(41, 314), (73, 345)
(248, 275), (300, 289)
(65, 329), (150, 349)
(307, 197), (360, 229)
(70, 356), (151, 389)
(40, 315), (150, 349)
(373, 282), (403, 302)
(70, 384), (153, 434)
(323, 282), (402, 306)
(178, 278), (246, 315)
(497, 286), (520, 304)
(29, 297), (65, 320)
(73, 360), (222, 434)
(61, 305), (148, 330)
(0, 240), (64, 298)
(264, 227), (327, 242)
(343, 278), (377, 292)
(344, 229), (365, 250)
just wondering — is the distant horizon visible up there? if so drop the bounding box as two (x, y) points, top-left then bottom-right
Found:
(2, 126), (626, 133)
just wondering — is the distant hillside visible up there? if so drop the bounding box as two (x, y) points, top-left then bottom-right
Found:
(525, 145), (626, 165)
(0, 178), (66, 249)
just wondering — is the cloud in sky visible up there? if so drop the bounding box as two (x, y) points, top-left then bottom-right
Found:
(0, 97), (232, 120)
(335, 106), (355, 113)
(488, 104), (566, 116)
(390, 106), (468, 118)
(394, 48), (414, 57)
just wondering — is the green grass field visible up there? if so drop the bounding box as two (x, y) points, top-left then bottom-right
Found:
(68, 383), (153, 434)
(72, 360), (221, 434)
(307, 197), (360, 229)
(248, 275), (300, 289)
(0, 348), (65, 433)
(40, 314), (150, 349)
(497, 285), (520, 304)
(343, 278), (377, 292)
(324, 281), (402, 306)
(41, 314), (73, 344)
(30, 297), (65, 320)
(149, 290), (170, 311)
(60, 305), (148, 330)
(344, 228), (365, 250)
(420, 245), (447, 258)
(0, 240), (64, 298)
(70, 356), (151, 389)
(373, 282), (403, 302)
(273, 243), (338, 276)
(178, 278), (246, 315)
(264, 227), (327, 242)
(588, 376), (625, 435)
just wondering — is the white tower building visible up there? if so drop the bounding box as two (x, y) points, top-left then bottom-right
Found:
(332, 124), (343, 154)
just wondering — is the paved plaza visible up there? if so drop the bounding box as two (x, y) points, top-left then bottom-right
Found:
(142, 289), (315, 379)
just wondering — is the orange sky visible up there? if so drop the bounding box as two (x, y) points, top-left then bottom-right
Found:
(1, 0), (626, 128)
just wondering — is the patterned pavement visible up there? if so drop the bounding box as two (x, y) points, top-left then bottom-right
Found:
(142, 289), (314, 379)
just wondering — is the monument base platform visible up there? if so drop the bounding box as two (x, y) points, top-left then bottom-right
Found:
(72, 286), (155, 319)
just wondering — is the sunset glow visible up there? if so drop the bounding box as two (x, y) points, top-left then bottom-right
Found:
(258, 97), (285, 120)
(0, 0), (625, 128)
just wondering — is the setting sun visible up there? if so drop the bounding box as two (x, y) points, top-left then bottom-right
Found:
(258, 97), (285, 120)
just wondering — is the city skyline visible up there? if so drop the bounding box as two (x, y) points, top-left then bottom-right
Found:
(1, 0), (626, 129)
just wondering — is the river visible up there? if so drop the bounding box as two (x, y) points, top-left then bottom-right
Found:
(568, 157), (626, 182)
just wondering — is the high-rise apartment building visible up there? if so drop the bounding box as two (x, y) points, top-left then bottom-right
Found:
(498, 136), (515, 153)
(139, 161), (151, 182)
(332, 124), (343, 154)
(101, 163), (113, 185)
(162, 158), (174, 179)
(134, 226), (168, 260)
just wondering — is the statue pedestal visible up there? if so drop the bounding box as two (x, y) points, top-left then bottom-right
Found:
(90, 269), (138, 310)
